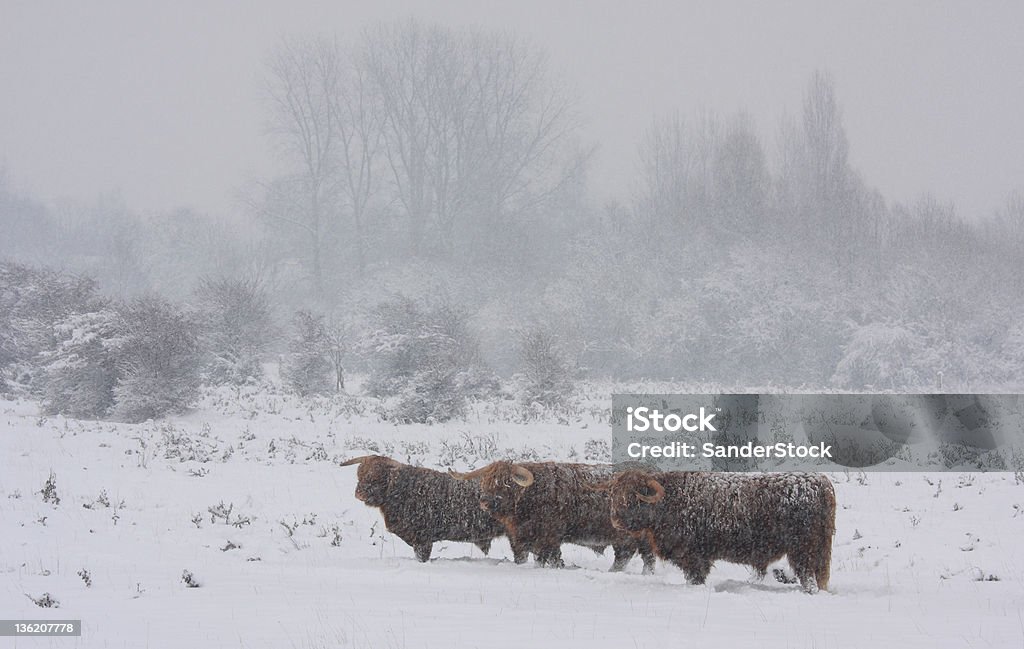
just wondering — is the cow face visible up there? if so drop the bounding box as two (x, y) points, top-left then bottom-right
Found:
(451, 461), (534, 519)
(348, 456), (397, 507)
(607, 471), (665, 533)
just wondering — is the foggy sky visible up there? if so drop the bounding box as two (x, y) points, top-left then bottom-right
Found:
(1, 1), (1022, 220)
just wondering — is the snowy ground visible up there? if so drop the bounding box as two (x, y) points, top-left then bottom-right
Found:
(2, 385), (1023, 648)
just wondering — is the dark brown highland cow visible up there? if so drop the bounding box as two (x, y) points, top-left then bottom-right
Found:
(603, 470), (835, 593)
(450, 461), (656, 572)
(341, 455), (505, 562)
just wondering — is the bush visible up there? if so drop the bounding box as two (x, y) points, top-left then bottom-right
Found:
(0, 261), (101, 389)
(111, 296), (202, 422)
(365, 296), (489, 423)
(38, 310), (122, 418)
(514, 327), (576, 408)
(831, 321), (934, 390)
(282, 311), (333, 396)
(194, 277), (273, 385)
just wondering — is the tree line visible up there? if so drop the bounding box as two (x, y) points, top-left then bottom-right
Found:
(2, 20), (1024, 399)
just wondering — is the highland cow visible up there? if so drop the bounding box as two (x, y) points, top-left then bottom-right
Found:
(450, 461), (656, 572)
(602, 470), (835, 592)
(341, 455), (505, 562)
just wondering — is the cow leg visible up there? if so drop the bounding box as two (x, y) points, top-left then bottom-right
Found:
(639, 544), (657, 575)
(548, 549), (565, 569)
(475, 539), (493, 555)
(810, 539), (832, 592)
(535, 546), (564, 568)
(796, 569), (818, 594)
(752, 563), (769, 581)
(609, 543), (636, 572)
(677, 556), (712, 585)
(510, 538), (530, 564)
(789, 555), (819, 594)
(413, 542), (432, 563)
(813, 553), (832, 593)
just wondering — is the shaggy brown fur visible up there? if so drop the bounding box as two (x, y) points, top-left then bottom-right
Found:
(451, 461), (656, 573)
(341, 455), (505, 562)
(605, 470), (835, 593)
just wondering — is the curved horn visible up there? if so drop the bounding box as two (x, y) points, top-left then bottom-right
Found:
(637, 478), (665, 504)
(340, 455), (376, 467)
(510, 465), (535, 488)
(448, 466), (492, 481)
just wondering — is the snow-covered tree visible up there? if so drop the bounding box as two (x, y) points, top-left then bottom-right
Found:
(195, 276), (273, 385)
(111, 296), (201, 423)
(0, 261), (101, 390)
(38, 310), (122, 418)
(281, 310), (339, 396)
(365, 296), (489, 423)
(831, 321), (931, 390)
(515, 327), (576, 408)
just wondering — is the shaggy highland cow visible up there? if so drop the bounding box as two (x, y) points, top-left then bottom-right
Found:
(341, 455), (505, 562)
(450, 461), (656, 572)
(602, 470), (835, 593)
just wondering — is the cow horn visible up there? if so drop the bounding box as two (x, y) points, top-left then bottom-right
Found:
(637, 478), (665, 504)
(340, 455), (376, 467)
(448, 466), (491, 481)
(510, 465), (535, 488)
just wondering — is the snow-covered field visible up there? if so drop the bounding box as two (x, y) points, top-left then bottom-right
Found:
(2, 385), (1023, 649)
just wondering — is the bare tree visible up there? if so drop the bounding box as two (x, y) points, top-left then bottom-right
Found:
(635, 113), (691, 232)
(455, 31), (584, 258)
(361, 20), (435, 256)
(634, 111), (718, 237)
(775, 70), (868, 276)
(361, 20), (582, 259)
(281, 310), (347, 394)
(802, 70), (850, 209)
(637, 110), (767, 237)
(711, 112), (768, 235)
(261, 36), (343, 298)
(321, 316), (348, 391)
(331, 50), (381, 276)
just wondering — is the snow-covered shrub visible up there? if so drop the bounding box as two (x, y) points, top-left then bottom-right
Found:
(281, 310), (344, 396)
(161, 424), (217, 463)
(194, 276), (273, 385)
(514, 327), (576, 408)
(997, 320), (1024, 389)
(40, 470), (60, 505)
(111, 296), (202, 422)
(678, 245), (847, 385)
(391, 366), (465, 423)
(831, 321), (932, 390)
(181, 570), (201, 588)
(365, 296), (490, 423)
(0, 261), (101, 389)
(28, 592), (60, 608)
(37, 309), (122, 418)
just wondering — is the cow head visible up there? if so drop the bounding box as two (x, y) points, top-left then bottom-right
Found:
(449, 461), (534, 518)
(604, 470), (665, 533)
(340, 455), (400, 507)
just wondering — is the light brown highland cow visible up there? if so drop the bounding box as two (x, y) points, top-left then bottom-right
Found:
(451, 461), (656, 573)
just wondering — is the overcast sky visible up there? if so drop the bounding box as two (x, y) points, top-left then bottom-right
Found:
(1, 1), (1022, 220)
